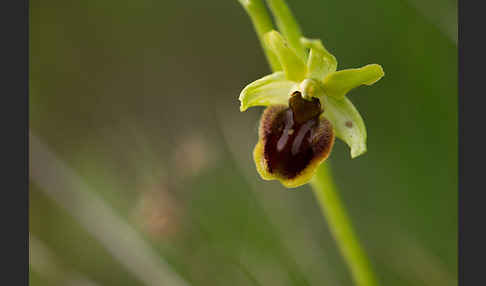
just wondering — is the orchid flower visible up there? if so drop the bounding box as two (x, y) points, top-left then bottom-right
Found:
(239, 30), (384, 188)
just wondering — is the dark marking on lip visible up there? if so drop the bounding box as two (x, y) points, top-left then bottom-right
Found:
(260, 92), (333, 179)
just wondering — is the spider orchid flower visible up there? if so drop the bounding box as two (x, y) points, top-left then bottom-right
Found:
(239, 30), (384, 188)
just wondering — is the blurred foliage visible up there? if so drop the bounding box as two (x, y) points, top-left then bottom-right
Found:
(30, 0), (457, 285)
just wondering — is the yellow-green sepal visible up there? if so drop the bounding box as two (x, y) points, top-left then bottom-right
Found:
(264, 30), (307, 82)
(322, 95), (367, 158)
(323, 64), (384, 99)
(301, 37), (337, 80)
(239, 71), (295, 112)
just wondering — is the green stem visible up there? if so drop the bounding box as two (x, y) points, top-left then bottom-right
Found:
(238, 1), (379, 285)
(310, 164), (379, 286)
(265, 0), (306, 60)
(238, 0), (282, 71)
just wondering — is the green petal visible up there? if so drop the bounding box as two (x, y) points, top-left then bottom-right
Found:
(322, 64), (384, 99)
(239, 72), (295, 111)
(264, 30), (307, 82)
(322, 95), (367, 158)
(301, 37), (337, 80)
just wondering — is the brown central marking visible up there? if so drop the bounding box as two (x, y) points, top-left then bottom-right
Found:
(263, 92), (323, 179)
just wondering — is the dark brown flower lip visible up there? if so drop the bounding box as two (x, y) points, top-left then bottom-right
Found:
(259, 93), (334, 180)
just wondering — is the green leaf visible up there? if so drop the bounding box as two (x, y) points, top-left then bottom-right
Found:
(301, 37), (337, 80)
(264, 30), (307, 82)
(239, 72), (295, 111)
(322, 64), (384, 99)
(322, 95), (367, 158)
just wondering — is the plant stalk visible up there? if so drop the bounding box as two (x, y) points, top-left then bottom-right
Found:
(311, 164), (379, 286)
(238, 0), (282, 71)
(265, 0), (306, 60)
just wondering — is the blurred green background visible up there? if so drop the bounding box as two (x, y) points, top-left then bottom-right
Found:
(29, 0), (457, 285)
